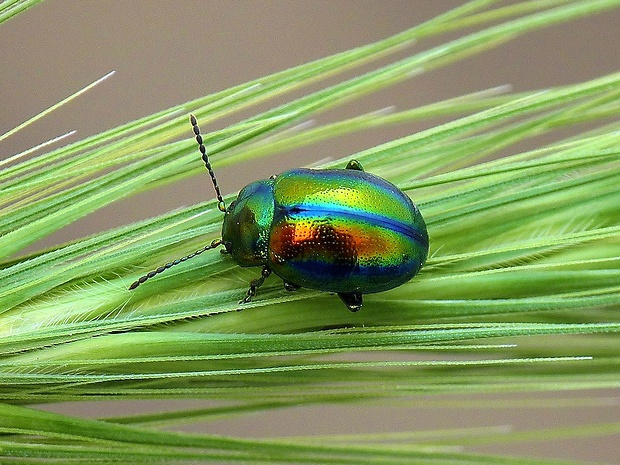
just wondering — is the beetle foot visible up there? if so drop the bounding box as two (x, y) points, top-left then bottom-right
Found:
(338, 292), (363, 312)
(283, 281), (300, 292)
(345, 160), (364, 171)
(239, 266), (272, 304)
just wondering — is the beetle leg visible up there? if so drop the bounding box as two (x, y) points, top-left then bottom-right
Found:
(240, 266), (272, 304)
(283, 281), (300, 292)
(337, 292), (363, 312)
(345, 159), (364, 171)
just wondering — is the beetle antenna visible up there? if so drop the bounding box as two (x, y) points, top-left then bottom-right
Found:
(129, 239), (223, 290)
(190, 114), (226, 212)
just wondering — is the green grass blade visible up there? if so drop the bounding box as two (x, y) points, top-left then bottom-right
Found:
(0, 0), (42, 25)
(1, 1), (620, 464)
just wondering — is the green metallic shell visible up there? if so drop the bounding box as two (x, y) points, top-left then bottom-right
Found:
(267, 168), (428, 294)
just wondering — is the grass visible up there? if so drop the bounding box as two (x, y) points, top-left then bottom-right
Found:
(1, 0), (619, 463)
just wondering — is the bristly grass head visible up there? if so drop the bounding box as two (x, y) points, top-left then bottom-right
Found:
(1, 1), (620, 464)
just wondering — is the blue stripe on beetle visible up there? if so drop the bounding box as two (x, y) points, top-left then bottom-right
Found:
(129, 115), (429, 311)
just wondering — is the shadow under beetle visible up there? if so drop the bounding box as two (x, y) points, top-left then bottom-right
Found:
(129, 115), (429, 311)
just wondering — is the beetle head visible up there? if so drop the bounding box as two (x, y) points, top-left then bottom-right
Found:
(222, 179), (275, 267)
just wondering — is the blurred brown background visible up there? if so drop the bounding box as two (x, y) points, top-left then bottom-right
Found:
(1, 1), (619, 462)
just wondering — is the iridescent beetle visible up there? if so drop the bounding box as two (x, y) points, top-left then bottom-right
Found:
(129, 115), (429, 311)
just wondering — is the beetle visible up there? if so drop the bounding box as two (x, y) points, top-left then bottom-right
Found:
(129, 115), (429, 311)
